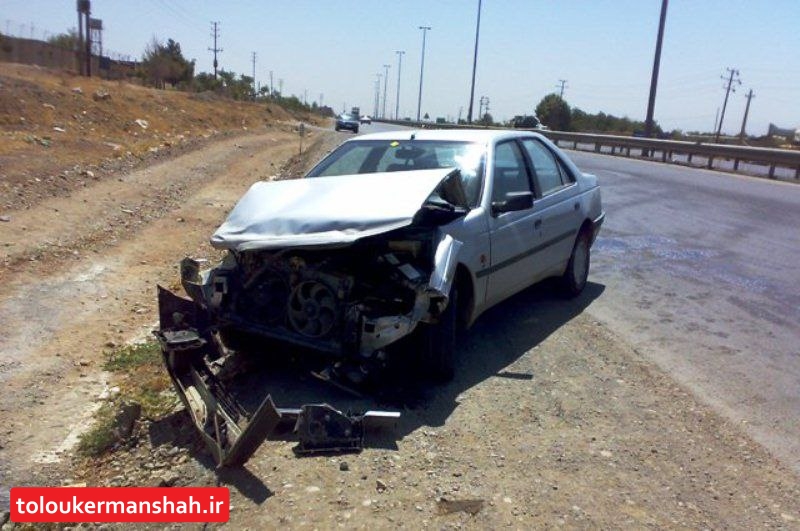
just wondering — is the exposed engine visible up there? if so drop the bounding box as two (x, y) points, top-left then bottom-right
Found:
(199, 234), (438, 357)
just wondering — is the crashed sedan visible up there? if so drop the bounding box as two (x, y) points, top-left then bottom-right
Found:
(156, 129), (603, 465)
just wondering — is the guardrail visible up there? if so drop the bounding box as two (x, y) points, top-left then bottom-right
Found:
(374, 119), (800, 180)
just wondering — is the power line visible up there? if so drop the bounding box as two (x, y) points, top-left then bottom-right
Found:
(715, 67), (741, 142)
(208, 21), (222, 79)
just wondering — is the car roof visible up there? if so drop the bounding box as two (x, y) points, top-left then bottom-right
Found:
(352, 128), (545, 144)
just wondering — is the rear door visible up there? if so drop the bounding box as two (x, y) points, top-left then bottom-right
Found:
(520, 137), (582, 275)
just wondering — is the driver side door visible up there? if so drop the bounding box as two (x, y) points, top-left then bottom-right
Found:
(484, 139), (547, 306)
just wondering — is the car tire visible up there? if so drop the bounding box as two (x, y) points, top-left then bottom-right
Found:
(561, 229), (590, 297)
(420, 287), (458, 382)
(354, 127), (359, 134)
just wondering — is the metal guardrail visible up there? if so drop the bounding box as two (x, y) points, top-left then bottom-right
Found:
(374, 119), (800, 180)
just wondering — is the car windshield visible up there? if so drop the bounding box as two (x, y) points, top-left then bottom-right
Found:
(305, 139), (485, 206)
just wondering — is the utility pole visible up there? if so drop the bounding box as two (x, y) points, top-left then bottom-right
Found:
(269, 70), (274, 96)
(713, 107), (720, 134)
(319, 93), (324, 108)
(382, 64), (391, 119)
(304, 89), (308, 106)
(739, 89), (755, 142)
(644, 0), (668, 139)
(76, 0), (91, 77)
(557, 79), (568, 99)
(395, 50), (405, 120)
(715, 67), (741, 142)
(416, 26), (431, 122)
(251, 52), (256, 99)
(76, 2), (84, 75)
(278, 78), (283, 97)
(467, 0), (482, 123)
(209, 22), (222, 80)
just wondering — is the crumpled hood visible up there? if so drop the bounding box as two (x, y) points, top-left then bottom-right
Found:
(211, 168), (458, 251)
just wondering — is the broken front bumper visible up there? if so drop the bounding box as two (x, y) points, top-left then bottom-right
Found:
(154, 286), (399, 468)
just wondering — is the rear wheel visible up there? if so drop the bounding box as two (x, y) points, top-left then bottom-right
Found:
(420, 287), (458, 382)
(560, 229), (590, 297)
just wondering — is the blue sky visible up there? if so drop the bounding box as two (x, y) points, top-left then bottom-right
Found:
(3, 0), (798, 134)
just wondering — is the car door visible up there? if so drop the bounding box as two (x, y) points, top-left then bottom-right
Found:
(484, 139), (547, 306)
(520, 137), (582, 275)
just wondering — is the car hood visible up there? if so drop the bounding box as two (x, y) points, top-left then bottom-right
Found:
(211, 168), (461, 251)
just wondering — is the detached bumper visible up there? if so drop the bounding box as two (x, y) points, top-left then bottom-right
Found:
(154, 286), (399, 468)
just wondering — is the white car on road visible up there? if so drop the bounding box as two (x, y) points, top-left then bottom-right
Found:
(167, 129), (604, 381)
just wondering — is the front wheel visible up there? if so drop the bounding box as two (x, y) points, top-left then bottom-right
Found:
(560, 229), (590, 297)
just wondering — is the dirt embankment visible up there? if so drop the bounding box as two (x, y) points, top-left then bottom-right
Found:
(0, 63), (322, 213)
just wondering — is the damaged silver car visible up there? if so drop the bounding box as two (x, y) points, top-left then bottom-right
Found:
(156, 129), (604, 465)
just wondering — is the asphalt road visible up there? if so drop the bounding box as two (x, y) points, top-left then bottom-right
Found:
(361, 121), (800, 473)
(569, 151), (800, 474)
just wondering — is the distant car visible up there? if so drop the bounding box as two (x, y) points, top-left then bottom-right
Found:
(335, 114), (359, 133)
(165, 129), (604, 382)
(360, 115), (372, 125)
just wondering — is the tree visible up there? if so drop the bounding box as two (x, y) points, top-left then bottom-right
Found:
(535, 94), (571, 131)
(47, 29), (79, 50)
(193, 72), (223, 93)
(475, 113), (494, 126)
(217, 70), (254, 100)
(509, 115), (541, 129)
(141, 38), (194, 89)
(569, 106), (662, 135)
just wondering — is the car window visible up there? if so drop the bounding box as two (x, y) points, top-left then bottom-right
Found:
(314, 144), (375, 176)
(306, 140), (486, 207)
(491, 140), (531, 202)
(521, 138), (568, 196)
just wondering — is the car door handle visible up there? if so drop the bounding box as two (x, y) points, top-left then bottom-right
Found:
(534, 219), (542, 229)
(574, 202), (580, 211)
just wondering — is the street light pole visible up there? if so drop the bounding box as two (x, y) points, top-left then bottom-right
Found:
(382, 64), (391, 119)
(374, 74), (382, 118)
(416, 26), (431, 122)
(644, 0), (668, 139)
(467, 0), (482, 124)
(395, 50), (405, 120)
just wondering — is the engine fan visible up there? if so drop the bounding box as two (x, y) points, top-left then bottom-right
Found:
(288, 280), (338, 338)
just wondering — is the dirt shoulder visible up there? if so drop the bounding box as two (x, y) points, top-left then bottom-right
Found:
(0, 125), (333, 507)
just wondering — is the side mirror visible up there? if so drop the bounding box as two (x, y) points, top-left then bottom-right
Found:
(491, 191), (533, 215)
